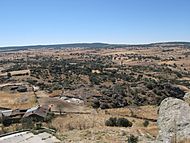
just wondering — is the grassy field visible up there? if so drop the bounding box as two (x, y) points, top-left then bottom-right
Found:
(51, 106), (158, 143)
(0, 91), (36, 109)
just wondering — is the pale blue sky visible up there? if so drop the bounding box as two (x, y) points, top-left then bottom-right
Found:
(0, 0), (190, 47)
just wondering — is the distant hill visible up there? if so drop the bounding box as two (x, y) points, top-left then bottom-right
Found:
(0, 42), (190, 52)
(0, 43), (112, 52)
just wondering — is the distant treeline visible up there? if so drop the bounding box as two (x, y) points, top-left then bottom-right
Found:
(0, 42), (190, 52)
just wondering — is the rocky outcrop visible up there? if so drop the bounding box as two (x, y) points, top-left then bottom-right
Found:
(183, 92), (190, 104)
(155, 97), (190, 143)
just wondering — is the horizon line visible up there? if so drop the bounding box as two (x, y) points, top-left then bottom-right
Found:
(0, 41), (190, 48)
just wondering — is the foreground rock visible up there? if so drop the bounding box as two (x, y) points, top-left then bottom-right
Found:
(156, 97), (190, 143)
(183, 92), (190, 104)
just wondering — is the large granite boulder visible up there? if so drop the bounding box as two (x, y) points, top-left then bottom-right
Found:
(156, 97), (190, 143)
(183, 92), (190, 104)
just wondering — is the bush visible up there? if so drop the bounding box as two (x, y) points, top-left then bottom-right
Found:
(105, 117), (132, 127)
(146, 81), (156, 90)
(128, 135), (138, 143)
(35, 122), (42, 130)
(116, 118), (133, 127)
(21, 117), (34, 129)
(100, 103), (109, 109)
(7, 72), (11, 78)
(45, 112), (55, 122)
(175, 71), (182, 78)
(143, 120), (149, 127)
(105, 117), (117, 126)
(2, 118), (12, 126)
(89, 76), (101, 85)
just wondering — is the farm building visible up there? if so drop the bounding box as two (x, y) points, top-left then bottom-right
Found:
(23, 105), (51, 121)
(0, 109), (27, 126)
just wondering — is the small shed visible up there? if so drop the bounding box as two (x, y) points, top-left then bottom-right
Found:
(0, 110), (12, 119)
(23, 105), (50, 121)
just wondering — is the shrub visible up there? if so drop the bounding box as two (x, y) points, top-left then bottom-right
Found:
(52, 83), (62, 90)
(143, 120), (149, 127)
(89, 76), (101, 85)
(113, 85), (126, 96)
(91, 98), (100, 108)
(45, 112), (55, 122)
(7, 72), (12, 78)
(100, 103), (109, 109)
(175, 71), (182, 78)
(105, 117), (117, 126)
(128, 135), (138, 143)
(35, 122), (42, 130)
(116, 118), (133, 127)
(21, 117), (34, 129)
(146, 81), (156, 90)
(2, 118), (12, 126)
(105, 117), (132, 127)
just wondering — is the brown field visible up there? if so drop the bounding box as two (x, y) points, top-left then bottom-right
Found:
(0, 91), (36, 109)
(51, 106), (158, 143)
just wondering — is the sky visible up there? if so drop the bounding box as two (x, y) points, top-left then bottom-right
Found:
(0, 0), (190, 47)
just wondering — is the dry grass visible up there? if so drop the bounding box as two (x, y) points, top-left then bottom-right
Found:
(52, 112), (107, 132)
(0, 91), (36, 109)
(50, 106), (158, 142)
(106, 105), (158, 121)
